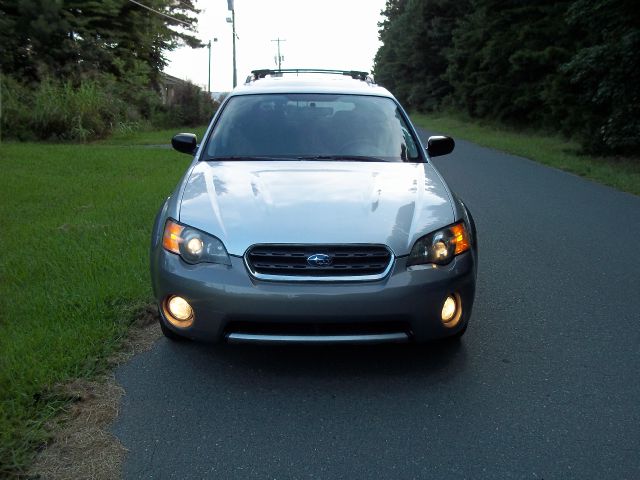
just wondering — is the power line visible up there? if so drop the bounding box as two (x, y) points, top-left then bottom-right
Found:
(127, 0), (192, 26)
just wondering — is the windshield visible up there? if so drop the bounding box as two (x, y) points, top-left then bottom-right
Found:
(204, 94), (421, 162)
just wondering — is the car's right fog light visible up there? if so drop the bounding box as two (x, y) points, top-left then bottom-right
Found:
(164, 295), (194, 328)
(441, 294), (462, 327)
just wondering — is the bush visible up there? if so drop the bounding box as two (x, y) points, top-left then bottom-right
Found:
(161, 81), (217, 128)
(0, 75), (217, 142)
(37, 80), (120, 140)
(1, 75), (34, 141)
(1, 75), (126, 141)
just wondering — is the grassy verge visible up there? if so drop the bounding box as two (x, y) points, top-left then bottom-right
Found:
(0, 127), (206, 476)
(412, 112), (640, 196)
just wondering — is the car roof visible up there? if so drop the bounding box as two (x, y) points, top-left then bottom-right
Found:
(230, 74), (395, 98)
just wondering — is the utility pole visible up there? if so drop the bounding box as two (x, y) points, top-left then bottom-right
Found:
(226, 1), (237, 88)
(271, 37), (286, 71)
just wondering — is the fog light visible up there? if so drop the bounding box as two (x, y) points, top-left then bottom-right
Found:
(164, 295), (194, 327)
(441, 294), (462, 327)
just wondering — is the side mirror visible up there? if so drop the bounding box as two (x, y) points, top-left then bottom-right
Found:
(172, 133), (197, 155)
(426, 136), (455, 157)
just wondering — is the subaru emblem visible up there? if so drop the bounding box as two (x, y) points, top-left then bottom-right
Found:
(307, 253), (332, 267)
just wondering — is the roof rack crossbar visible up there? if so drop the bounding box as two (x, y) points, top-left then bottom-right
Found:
(250, 68), (372, 82)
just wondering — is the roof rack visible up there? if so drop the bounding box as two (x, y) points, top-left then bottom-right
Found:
(248, 68), (374, 84)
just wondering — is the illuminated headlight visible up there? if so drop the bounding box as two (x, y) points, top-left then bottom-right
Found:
(407, 222), (471, 267)
(162, 219), (231, 265)
(185, 237), (204, 256)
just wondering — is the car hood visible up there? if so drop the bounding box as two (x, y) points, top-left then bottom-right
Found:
(179, 161), (454, 256)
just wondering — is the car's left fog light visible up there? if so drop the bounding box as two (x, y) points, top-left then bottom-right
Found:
(441, 294), (462, 328)
(164, 295), (194, 328)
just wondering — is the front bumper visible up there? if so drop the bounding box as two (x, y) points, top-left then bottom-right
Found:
(151, 249), (476, 343)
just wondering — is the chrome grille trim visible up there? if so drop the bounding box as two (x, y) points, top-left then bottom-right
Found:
(244, 244), (394, 282)
(226, 332), (409, 344)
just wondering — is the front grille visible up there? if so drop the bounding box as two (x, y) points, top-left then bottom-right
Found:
(246, 244), (393, 278)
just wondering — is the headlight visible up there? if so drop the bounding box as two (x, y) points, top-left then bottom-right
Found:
(407, 222), (471, 267)
(162, 219), (231, 265)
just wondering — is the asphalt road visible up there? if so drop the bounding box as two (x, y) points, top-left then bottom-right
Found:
(112, 131), (640, 479)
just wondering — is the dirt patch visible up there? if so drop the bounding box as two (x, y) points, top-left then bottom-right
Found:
(28, 305), (162, 480)
(110, 304), (163, 365)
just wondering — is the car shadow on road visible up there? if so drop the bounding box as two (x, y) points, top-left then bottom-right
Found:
(112, 336), (472, 479)
(160, 338), (469, 385)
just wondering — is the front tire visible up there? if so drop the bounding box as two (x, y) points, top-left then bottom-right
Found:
(443, 323), (468, 343)
(159, 318), (188, 341)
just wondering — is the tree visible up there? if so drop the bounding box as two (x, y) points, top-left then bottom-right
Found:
(553, 0), (640, 154)
(0, 0), (202, 84)
(374, 0), (640, 154)
(374, 0), (468, 111)
(446, 0), (575, 126)
(0, 0), (211, 141)
(374, 0), (411, 104)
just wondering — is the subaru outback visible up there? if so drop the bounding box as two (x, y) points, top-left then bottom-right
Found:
(150, 68), (477, 344)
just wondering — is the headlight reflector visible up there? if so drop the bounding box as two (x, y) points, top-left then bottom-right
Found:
(432, 241), (449, 262)
(162, 219), (231, 265)
(407, 222), (471, 267)
(186, 237), (204, 256)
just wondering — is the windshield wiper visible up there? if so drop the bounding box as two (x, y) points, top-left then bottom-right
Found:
(296, 155), (388, 162)
(205, 155), (391, 162)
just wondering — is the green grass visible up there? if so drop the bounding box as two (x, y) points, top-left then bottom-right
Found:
(0, 127), (206, 475)
(412, 112), (640, 196)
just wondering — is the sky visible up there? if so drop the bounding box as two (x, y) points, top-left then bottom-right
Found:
(164, 0), (387, 92)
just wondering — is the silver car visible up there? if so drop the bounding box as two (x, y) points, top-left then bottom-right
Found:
(151, 69), (477, 344)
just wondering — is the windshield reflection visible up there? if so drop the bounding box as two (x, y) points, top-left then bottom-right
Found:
(205, 94), (421, 162)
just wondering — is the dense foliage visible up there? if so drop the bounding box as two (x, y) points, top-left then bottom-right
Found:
(0, 0), (215, 140)
(374, 0), (640, 155)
